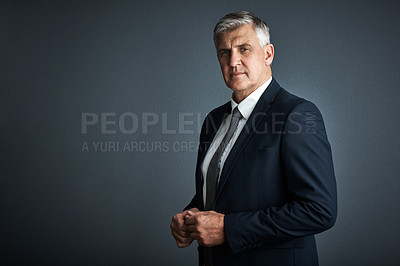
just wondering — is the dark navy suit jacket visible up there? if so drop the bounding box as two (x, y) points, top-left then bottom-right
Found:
(185, 78), (337, 266)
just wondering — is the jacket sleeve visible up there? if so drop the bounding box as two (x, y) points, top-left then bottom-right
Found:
(184, 195), (198, 211)
(224, 101), (337, 253)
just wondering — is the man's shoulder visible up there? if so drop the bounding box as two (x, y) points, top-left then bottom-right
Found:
(272, 85), (318, 114)
(274, 83), (304, 103)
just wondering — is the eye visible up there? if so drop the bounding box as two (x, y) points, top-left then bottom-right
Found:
(241, 47), (249, 52)
(219, 50), (230, 57)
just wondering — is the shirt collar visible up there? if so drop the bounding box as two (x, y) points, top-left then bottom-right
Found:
(230, 76), (273, 120)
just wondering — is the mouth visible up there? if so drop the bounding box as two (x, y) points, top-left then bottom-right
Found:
(230, 72), (246, 78)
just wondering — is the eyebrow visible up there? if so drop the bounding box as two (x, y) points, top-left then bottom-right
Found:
(218, 43), (252, 51)
(235, 43), (252, 47)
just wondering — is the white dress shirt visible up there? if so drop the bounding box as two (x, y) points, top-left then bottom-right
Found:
(201, 77), (273, 207)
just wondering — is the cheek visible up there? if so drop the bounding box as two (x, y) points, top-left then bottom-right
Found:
(218, 61), (226, 71)
(247, 59), (264, 76)
(221, 66), (230, 77)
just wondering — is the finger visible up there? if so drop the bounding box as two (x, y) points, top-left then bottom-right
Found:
(172, 228), (187, 237)
(176, 238), (192, 248)
(184, 215), (196, 225)
(173, 225), (192, 237)
(178, 236), (193, 243)
(187, 210), (198, 216)
(183, 230), (191, 238)
(172, 216), (192, 230)
(186, 224), (198, 232)
(176, 239), (193, 248)
(173, 231), (192, 243)
(172, 214), (184, 224)
(190, 232), (201, 240)
(171, 222), (190, 234)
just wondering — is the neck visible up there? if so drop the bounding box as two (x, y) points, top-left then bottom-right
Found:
(233, 89), (256, 103)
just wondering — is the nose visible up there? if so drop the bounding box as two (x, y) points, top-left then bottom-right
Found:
(229, 50), (241, 67)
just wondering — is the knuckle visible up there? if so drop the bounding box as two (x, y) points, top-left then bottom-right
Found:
(198, 232), (204, 240)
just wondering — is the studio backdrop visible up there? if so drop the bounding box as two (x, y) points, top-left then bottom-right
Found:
(1, 0), (399, 265)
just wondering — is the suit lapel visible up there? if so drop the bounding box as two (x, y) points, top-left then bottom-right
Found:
(196, 102), (230, 209)
(197, 102), (231, 169)
(214, 78), (282, 202)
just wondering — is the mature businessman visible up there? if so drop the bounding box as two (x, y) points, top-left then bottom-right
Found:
(170, 11), (337, 266)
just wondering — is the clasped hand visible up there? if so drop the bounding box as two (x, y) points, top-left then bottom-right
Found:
(170, 208), (226, 248)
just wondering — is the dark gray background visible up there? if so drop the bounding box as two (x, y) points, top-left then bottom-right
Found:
(1, 0), (399, 265)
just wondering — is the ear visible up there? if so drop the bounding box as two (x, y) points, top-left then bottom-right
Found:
(264, 44), (274, 66)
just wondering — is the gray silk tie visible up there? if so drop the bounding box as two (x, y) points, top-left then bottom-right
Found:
(205, 107), (243, 210)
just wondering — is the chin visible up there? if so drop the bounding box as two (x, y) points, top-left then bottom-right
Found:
(229, 83), (248, 92)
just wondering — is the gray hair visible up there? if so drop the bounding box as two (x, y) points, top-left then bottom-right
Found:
(213, 11), (270, 48)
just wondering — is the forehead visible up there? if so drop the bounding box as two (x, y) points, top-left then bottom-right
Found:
(216, 23), (259, 48)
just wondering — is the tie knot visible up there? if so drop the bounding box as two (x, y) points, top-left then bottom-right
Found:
(232, 107), (243, 119)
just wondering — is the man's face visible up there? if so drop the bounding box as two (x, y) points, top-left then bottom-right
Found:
(216, 23), (273, 99)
